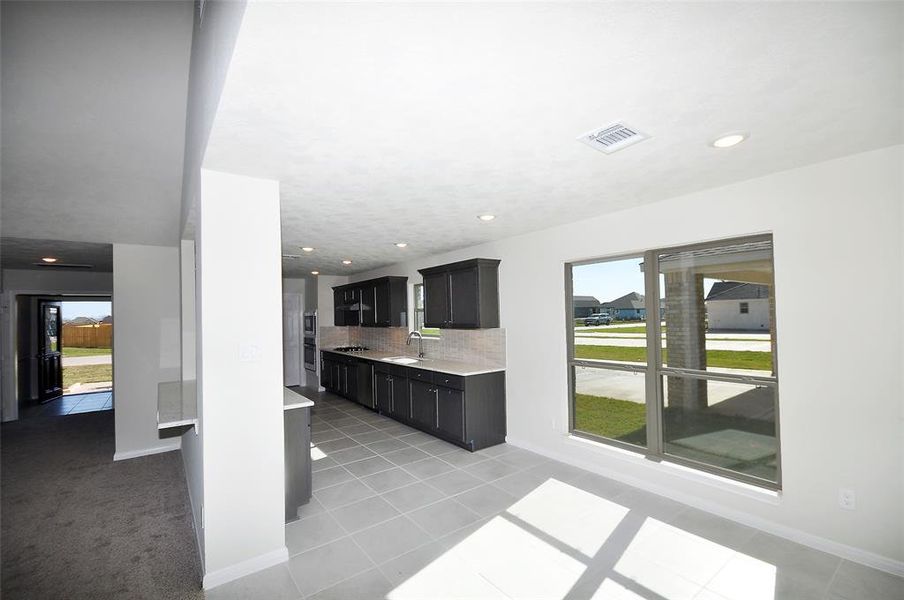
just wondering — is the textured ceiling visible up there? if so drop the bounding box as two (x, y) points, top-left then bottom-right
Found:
(203, 2), (903, 277)
(1, 237), (113, 272)
(0, 1), (194, 246)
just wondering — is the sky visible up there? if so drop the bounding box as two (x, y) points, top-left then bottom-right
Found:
(572, 258), (716, 303)
(62, 301), (111, 320)
(572, 258), (646, 303)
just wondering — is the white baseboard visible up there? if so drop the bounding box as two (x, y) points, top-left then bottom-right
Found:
(505, 435), (904, 578)
(202, 547), (289, 590)
(113, 442), (180, 461)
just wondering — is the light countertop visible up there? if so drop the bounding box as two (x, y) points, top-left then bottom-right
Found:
(284, 387), (315, 411)
(157, 380), (198, 430)
(322, 349), (504, 377)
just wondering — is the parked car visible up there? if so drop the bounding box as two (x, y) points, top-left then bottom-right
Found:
(584, 313), (612, 326)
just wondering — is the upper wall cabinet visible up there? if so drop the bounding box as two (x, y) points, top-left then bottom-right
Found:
(419, 259), (500, 329)
(333, 276), (407, 328)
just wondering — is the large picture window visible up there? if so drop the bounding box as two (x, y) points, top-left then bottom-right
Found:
(567, 235), (780, 488)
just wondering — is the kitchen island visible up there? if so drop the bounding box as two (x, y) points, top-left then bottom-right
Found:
(284, 387), (314, 522)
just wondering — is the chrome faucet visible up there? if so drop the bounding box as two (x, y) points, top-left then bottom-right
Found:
(406, 331), (425, 358)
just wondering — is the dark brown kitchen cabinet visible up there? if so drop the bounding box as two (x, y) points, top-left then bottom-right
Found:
(419, 259), (500, 329)
(374, 364), (410, 421)
(409, 379), (437, 431)
(333, 276), (407, 328)
(375, 370), (392, 415)
(422, 271), (449, 328)
(389, 370), (410, 421)
(436, 386), (465, 441)
(359, 282), (376, 327)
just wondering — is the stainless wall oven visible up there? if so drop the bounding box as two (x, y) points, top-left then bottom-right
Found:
(303, 337), (316, 372)
(303, 311), (317, 337)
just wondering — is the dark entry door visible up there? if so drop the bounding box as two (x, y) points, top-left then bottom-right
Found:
(38, 301), (63, 402)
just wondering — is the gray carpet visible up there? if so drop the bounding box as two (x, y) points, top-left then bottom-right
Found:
(1, 410), (204, 599)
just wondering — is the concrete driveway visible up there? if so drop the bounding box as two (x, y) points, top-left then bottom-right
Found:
(574, 335), (771, 352)
(62, 354), (112, 367)
(574, 364), (772, 406)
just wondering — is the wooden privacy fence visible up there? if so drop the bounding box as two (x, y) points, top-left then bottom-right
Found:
(62, 324), (112, 348)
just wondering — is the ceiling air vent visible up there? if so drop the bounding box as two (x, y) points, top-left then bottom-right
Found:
(577, 122), (649, 154)
(282, 254), (301, 260)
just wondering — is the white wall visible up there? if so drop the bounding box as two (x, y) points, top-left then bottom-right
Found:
(112, 244), (182, 460)
(180, 0), (247, 235)
(1, 268), (114, 421)
(350, 145), (904, 571)
(315, 275), (347, 327)
(180, 239), (204, 564)
(196, 169), (286, 587)
(706, 298), (770, 331)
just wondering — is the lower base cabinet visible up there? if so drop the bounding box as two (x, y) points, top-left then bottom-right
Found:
(284, 406), (312, 522)
(436, 386), (465, 441)
(323, 351), (505, 451)
(409, 380), (437, 431)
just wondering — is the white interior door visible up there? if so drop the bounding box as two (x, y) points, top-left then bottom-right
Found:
(283, 293), (302, 386)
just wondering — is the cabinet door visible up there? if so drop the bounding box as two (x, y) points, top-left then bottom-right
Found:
(409, 380), (437, 431)
(448, 267), (480, 328)
(423, 272), (449, 328)
(360, 284), (376, 327)
(345, 288), (360, 327)
(340, 363), (351, 397)
(323, 358), (336, 390)
(374, 279), (391, 326)
(436, 386), (465, 441)
(390, 376), (410, 421)
(333, 290), (345, 326)
(375, 372), (392, 414)
(346, 362), (359, 401)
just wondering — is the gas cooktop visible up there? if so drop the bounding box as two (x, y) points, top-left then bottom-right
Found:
(334, 346), (370, 353)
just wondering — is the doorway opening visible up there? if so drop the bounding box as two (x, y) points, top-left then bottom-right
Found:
(17, 296), (113, 419)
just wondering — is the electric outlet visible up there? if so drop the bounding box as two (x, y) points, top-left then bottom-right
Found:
(838, 488), (856, 510)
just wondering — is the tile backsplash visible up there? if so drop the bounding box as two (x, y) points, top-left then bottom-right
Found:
(318, 326), (505, 368)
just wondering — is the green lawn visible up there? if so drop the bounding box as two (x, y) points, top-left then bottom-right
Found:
(63, 364), (112, 388)
(574, 393), (647, 443)
(574, 345), (773, 371)
(62, 347), (111, 357)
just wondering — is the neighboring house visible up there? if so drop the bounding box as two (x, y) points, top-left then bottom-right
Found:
(602, 292), (646, 320)
(68, 316), (99, 326)
(100, 315), (113, 324)
(705, 281), (771, 331)
(573, 295), (601, 318)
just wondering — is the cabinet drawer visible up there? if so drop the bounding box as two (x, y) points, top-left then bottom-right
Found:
(434, 373), (464, 390)
(408, 368), (434, 384)
(391, 365), (410, 378)
(374, 362), (392, 375)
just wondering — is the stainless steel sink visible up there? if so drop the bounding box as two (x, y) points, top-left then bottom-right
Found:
(383, 356), (422, 365)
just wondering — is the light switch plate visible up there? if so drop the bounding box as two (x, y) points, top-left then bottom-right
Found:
(239, 343), (262, 362)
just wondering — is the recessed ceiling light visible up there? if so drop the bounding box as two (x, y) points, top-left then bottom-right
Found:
(477, 215), (496, 222)
(395, 242), (408, 248)
(711, 132), (748, 148)
(41, 257), (58, 263)
(311, 271), (319, 275)
(342, 259), (352, 265)
(301, 247), (315, 252)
